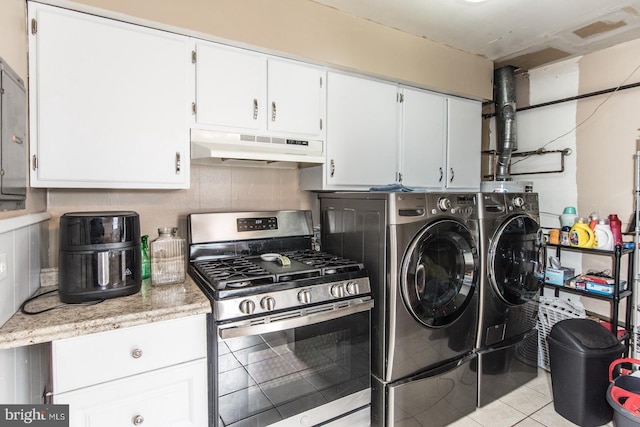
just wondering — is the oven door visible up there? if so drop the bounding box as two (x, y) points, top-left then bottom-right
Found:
(214, 299), (373, 427)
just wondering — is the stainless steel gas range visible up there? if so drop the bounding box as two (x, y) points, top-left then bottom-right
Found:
(187, 210), (373, 427)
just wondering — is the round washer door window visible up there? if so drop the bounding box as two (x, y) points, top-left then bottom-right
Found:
(401, 219), (479, 328)
(489, 215), (545, 306)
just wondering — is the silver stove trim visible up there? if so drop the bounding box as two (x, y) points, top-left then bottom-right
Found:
(218, 297), (374, 339)
(213, 276), (371, 321)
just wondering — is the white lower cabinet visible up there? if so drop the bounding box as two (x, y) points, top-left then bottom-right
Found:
(51, 315), (208, 427)
(53, 360), (207, 427)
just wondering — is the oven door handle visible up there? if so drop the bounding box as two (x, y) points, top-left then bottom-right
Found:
(218, 300), (374, 340)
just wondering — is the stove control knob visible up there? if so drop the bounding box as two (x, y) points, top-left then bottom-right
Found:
(345, 281), (360, 295)
(331, 284), (345, 298)
(512, 196), (525, 208)
(437, 197), (451, 212)
(239, 299), (256, 315)
(260, 296), (276, 311)
(298, 290), (312, 304)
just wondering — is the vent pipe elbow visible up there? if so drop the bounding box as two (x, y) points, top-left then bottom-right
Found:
(494, 66), (518, 181)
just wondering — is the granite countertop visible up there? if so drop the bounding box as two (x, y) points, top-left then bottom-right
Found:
(0, 269), (211, 349)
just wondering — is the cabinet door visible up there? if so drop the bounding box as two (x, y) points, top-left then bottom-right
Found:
(446, 97), (481, 190)
(28, 4), (190, 189)
(54, 360), (208, 427)
(195, 41), (266, 131)
(400, 87), (446, 188)
(267, 59), (325, 136)
(326, 72), (397, 187)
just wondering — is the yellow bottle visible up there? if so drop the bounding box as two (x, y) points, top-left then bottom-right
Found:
(569, 218), (596, 248)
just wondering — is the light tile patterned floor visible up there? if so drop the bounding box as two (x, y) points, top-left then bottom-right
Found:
(450, 368), (614, 427)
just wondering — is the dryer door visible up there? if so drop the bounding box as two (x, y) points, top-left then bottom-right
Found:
(401, 219), (479, 328)
(488, 215), (545, 305)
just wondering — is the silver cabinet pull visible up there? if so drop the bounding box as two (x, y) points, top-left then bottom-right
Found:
(131, 348), (143, 359)
(330, 159), (335, 177)
(450, 168), (454, 183)
(175, 152), (181, 174)
(253, 99), (258, 120)
(439, 167), (443, 183)
(132, 415), (144, 425)
(271, 102), (276, 121)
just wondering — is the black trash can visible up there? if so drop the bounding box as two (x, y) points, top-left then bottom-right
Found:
(548, 318), (626, 427)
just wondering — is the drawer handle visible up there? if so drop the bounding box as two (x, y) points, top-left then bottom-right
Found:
(132, 415), (144, 425)
(131, 348), (143, 359)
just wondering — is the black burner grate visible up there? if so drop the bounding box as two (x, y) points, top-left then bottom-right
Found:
(193, 258), (275, 289)
(285, 250), (364, 275)
(193, 250), (365, 291)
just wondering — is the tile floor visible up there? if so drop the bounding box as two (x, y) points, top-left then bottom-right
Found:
(450, 368), (613, 427)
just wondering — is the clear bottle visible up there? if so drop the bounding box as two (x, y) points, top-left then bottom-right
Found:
(141, 235), (151, 280)
(150, 227), (185, 286)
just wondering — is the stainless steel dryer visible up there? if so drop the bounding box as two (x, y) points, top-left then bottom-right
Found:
(476, 192), (545, 407)
(319, 192), (481, 427)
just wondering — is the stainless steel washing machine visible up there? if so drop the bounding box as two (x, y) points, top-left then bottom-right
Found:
(319, 192), (481, 426)
(476, 192), (545, 407)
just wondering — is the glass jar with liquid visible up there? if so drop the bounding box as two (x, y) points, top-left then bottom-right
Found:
(150, 227), (185, 286)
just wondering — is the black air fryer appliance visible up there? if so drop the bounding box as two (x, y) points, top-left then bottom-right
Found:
(58, 211), (142, 303)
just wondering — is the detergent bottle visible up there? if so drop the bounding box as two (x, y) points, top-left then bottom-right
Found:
(569, 217), (596, 248)
(594, 219), (614, 251)
(588, 212), (599, 230)
(560, 207), (578, 228)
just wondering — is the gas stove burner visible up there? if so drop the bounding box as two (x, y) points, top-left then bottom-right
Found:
(226, 281), (253, 288)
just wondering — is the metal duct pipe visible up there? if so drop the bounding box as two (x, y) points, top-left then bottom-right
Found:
(494, 66), (518, 181)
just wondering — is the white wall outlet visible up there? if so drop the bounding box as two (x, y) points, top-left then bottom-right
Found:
(0, 252), (7, 280)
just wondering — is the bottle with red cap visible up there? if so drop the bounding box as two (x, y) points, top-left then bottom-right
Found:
(608, 214), (623, 247)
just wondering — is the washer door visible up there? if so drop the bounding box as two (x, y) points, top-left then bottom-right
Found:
(401, 219), (479, 328)
(488, 215), (545, 306)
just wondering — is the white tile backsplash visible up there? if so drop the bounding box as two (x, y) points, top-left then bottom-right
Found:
(0, 231), (15, 327)
(0, 213), (51, 404)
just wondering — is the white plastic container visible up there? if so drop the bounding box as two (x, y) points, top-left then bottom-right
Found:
(595, 219), (614, 251)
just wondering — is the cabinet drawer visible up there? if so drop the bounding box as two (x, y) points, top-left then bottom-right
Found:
(53, 359), (208, 427)
(52, 314), (206, 393)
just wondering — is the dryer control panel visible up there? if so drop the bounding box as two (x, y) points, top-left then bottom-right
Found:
(505, 192), (539, 214)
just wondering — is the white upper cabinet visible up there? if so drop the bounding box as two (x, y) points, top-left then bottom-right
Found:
(300, 72), (397, 190)
(301, 76), (481, 191)
(400, 87), (481, 190)
(28, 3), (191, 189)
(399, 87), (447, 188)
(194, 41), (325, 138)
(446, 97), (482, 190)
(194, 42), (266, 131)
(267, 58), (324, 136)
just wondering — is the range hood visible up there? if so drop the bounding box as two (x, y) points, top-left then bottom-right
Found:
(190, 129), (325, 167)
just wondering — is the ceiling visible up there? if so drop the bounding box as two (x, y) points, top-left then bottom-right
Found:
(310, 0), (640, 70)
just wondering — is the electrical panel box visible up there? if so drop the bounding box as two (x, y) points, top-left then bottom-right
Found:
(0, 57), (26, 210)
